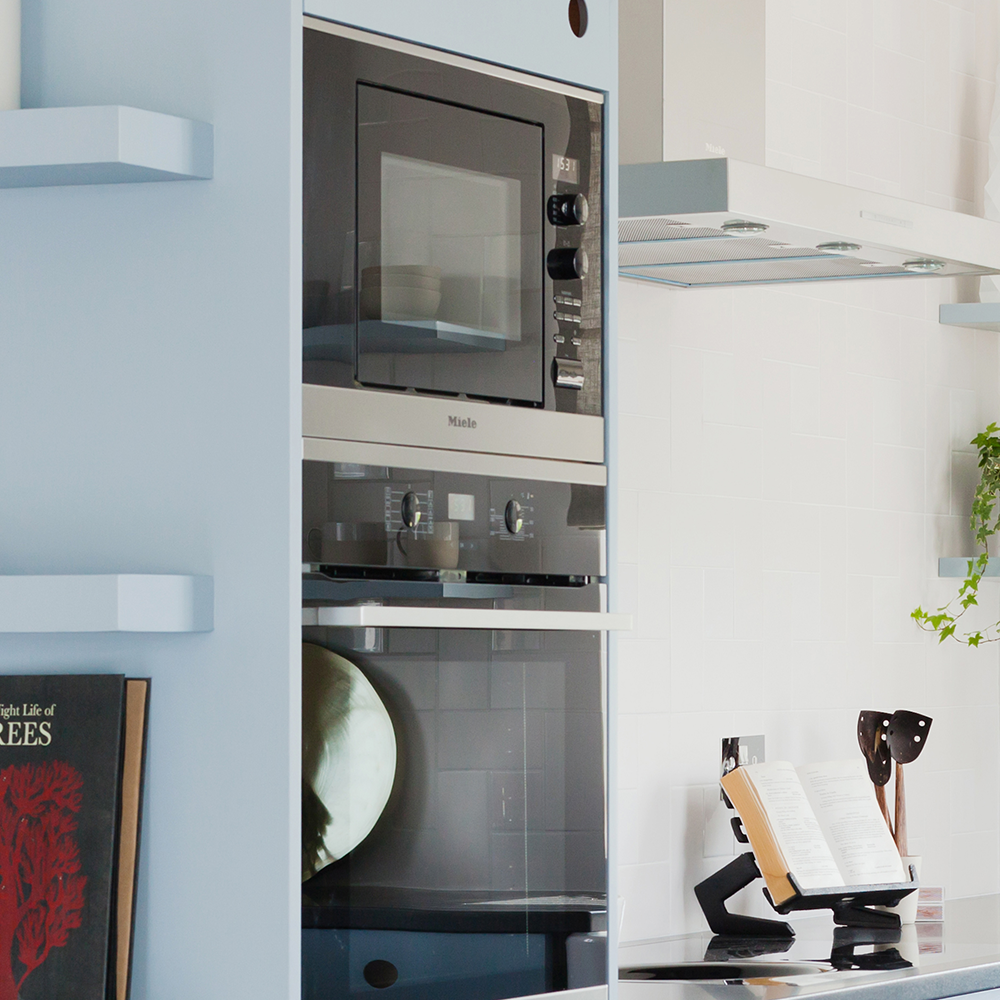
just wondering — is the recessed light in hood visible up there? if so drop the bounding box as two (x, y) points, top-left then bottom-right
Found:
(817, 241), (861, 252)
(902, 258), (946, 273)
(619, 158), (1000, 287)
(722, 219), (769, 234)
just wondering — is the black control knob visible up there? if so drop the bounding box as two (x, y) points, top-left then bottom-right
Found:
(547, 247), (589, 281)
(547, 193), (589, 226)
(504, 500), (523, 535)
(401, 492), (421, 529)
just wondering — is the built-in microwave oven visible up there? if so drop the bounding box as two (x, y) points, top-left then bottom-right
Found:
(303, 18), (605, 463)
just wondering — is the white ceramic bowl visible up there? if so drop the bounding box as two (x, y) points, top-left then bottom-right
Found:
(396, 521), (460, 569)
(362, 264), (442, 283)
(360, 286), (441, 321)
(362, 272), (443, 292)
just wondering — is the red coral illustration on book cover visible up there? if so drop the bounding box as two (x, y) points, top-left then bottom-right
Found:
(0, 762), (86, 999)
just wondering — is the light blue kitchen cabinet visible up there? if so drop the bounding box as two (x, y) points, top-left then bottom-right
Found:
(302, 0), (616, 92)
(3, 0), (302, 996)
(0, 1), (616, 997)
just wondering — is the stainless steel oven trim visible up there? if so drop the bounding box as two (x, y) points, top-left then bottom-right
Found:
(303, 15), (605, 105)
(303, 384), (605, 467)
(520, 987), (608, 1000)
(302, 435), (607, 486)
(301, 606), (632, 631)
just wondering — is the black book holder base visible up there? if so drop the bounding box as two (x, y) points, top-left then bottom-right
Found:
(695, 852), (796, 938)
(694, 820), (919, 938)
(703, 928), (912, 974)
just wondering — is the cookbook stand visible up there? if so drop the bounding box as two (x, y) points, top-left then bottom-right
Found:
(694, 819), (918, 938)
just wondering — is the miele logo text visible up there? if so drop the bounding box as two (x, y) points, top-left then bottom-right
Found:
(448, 416), (477, 429)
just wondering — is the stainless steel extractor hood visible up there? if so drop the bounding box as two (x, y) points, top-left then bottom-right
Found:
(619, 158), (1000, 287)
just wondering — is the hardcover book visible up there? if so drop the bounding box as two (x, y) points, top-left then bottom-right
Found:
(0, 675), (149, 1000)
(720, 759), (906, 907)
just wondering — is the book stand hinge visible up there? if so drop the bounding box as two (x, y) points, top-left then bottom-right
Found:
(694, 853), (795, 938)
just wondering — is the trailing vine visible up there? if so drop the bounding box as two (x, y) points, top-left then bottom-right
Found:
(912, 422), (1000, 645)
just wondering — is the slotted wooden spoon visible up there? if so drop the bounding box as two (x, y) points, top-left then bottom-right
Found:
(858, 710), (894, 833)
(886, 710), (932, 857)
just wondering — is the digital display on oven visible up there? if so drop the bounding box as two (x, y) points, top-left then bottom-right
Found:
(552, 153), (579, 184)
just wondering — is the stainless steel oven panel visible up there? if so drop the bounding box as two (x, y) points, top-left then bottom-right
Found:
(303, 384), (605, 465)
(303, 457), (606, 578)
(303, 17), (605, 105)
(301, 606), (632, 631)
(303, 436), (607, 487)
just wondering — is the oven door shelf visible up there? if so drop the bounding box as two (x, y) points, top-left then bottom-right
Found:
(305, 320), (508, 363)
(301, 604), (632, 631)
(304, 575), (517, 602)
(302, 886), (606, 935)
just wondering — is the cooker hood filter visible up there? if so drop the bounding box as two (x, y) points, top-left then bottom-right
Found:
(619, 158), (1000, 287)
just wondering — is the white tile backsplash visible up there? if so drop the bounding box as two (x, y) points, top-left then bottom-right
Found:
(616, 0), (1000, 942)
(617, 279), (1000, 937)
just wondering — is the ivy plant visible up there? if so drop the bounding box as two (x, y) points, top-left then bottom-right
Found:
(912, 422), (1000, 645)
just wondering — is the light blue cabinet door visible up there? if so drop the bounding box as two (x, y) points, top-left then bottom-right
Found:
(301, 0), (616, 92)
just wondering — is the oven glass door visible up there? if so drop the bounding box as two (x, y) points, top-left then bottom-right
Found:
(356, 85), (545, 405)
(302, 625), (608, 998)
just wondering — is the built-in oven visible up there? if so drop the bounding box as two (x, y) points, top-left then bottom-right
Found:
(300, 443), (628, 999)
(303, 18), (605, 463)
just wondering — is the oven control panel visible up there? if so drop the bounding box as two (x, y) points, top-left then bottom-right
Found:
(303, 461), (605, 580)
(490, 491), (536, 543)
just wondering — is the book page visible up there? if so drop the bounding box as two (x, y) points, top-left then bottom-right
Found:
(797, 759), (905, 886)
(740, 761), (845, 890)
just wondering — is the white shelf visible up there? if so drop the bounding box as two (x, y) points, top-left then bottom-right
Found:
(938, 558), (1000, 578)
(0, 575), (214, 632)
(302, 605), (632, 631)
(0, 106), (213, 188)
(939, 303), (1000, 331)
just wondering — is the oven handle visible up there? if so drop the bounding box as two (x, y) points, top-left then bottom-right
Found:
(301, 606), (632, 631)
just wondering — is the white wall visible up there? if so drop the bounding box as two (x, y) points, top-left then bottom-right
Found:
(766, 0), (998, 214)
(616, 0), (1000, 942)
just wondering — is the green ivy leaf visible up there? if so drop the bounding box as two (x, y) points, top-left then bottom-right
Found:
(917, 423), (1000, 647)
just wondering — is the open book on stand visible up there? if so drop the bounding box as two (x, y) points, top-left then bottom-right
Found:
(720, 758), (909, 908)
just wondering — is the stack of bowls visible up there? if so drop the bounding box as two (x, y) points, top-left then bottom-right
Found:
(360, 265), (442, 322)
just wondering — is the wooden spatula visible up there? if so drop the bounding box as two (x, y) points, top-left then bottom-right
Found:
(886, 710), (933, 857)
(858, 711), (894, 833)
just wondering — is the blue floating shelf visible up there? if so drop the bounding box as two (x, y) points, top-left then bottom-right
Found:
(0, 106), (213, 188)
(939, 303), (1000, 331)
(938, 557), (1000, 578)
(0, 575), (214, 632)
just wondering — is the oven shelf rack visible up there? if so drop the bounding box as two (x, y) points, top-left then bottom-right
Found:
(302, 605), (632, 631)
(304, 319), (508, 363)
